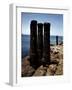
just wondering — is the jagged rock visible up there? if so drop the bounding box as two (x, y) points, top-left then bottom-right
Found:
(51, 47), (59, 54)
(53, 50), (59, 54)
(46, 64), (57, 75)
(21, 45), (63, 77)
(33, 65), (47, 76)
(50, 59), (59, 65)
(54, 53), (60, 58)
(22, 56), (35, 77)
(59, 42), (63, 45)
(49, 64), (57, 72)
(59, 54), (63, 59)
(22, 56), (30, 66)
(51, 51), (60, 60)
(22, 65), (35, 77)
(50, 48), (54, 52)
(46, 68), (52, 75)
(55, 64), (63, 75)
(58, 59), (63, 65)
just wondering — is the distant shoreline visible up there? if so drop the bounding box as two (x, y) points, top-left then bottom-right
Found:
(22, 34), (63, 37)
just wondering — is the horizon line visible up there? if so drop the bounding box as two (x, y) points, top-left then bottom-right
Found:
(21, 34), (63, 37)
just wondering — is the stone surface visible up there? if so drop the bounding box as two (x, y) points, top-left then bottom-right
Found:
(22, 65), (35, 77)
(55, 64), (63, 75)
(46, 64), (57, 75)
(33, 65), (47, 76)
(50, 59), (59, 65)
(22, 56), (30, 66)
(21, 45), (63, 77)
(22, 56), (35, 77)
(55, 59), (63, 75)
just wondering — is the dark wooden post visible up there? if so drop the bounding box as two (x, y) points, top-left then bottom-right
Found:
(37, 23), (43, 65)
(43, 23), (50, 65)
(30, 20), (38, 68)
(56, 36), (58, 45)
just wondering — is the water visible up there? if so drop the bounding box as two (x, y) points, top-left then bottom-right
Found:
(21, 34), (63, 58)
(22, 35), (30, 58)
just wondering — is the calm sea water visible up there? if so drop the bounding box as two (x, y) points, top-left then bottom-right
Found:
(21, 35), (63, 58)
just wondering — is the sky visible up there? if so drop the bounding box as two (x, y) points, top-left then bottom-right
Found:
(21, 12), (63, 36)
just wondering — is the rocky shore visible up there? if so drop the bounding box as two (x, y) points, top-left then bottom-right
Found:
(21, 44), (63, 77)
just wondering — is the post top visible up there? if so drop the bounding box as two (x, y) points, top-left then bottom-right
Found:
(44, 22), (50, 26)
(30, 20), (37, 25)
(38, 23), (43, 27)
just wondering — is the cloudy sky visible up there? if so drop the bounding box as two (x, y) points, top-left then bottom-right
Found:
(21, 12), (63, 36)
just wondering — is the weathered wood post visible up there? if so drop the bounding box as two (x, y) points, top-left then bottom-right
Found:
(30, 20), (38, 68)
(37, 23), (43, 65)
(56, 36), (58, 45)
(43, 23), (50, 65)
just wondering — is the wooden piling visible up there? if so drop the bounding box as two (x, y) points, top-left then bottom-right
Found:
(43, 23), (50, 65)
(37, 23), (43, 65)
(30, 20), (38, 68)
(56, 36), (58, 45)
